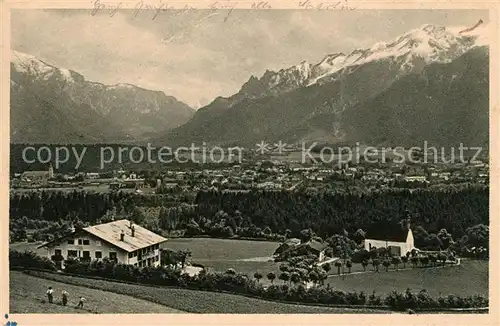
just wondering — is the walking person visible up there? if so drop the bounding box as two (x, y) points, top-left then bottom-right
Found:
(61, 290), (68, 306)
(76, 296), (86, 309)
(46, 287), (54, 304)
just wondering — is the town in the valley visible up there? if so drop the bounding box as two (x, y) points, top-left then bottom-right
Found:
(9, 9), (490, 315)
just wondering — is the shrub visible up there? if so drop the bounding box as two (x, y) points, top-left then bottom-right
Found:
(9, 250), (57, 271)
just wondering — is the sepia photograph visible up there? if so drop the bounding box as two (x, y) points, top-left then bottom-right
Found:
(6, 6), (492, 316)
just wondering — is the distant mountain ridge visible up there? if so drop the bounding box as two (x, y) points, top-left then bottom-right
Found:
(155, 24), (489, 148)
(10, 51), (195, 144)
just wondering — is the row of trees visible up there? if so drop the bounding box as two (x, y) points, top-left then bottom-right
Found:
(10, 185), (489, 256)
(12, 251), (488, 311)
(10, 185), (488, 239)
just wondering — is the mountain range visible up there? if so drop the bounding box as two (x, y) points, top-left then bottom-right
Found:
(155, 24), (489, 148)
(10, 51), (194, 144)
(11, 23), (489, 148)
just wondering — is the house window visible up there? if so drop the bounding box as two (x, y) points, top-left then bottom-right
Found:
(133, 251), (137, 257)
(109, 252), (117, 261)
(55, 249), (62, 256)
(155, 255), (159, 261)
(95, 251), (102, 259)
(78, 239), (83, 245)
(68, 250), (78, 257)
(128, 252), (133, 258)
(96, 240), (101, 246)
(67, 239), (74, 245)
(83, 239), (90, 245)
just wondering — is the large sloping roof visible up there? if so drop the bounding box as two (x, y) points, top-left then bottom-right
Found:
(22, 171), (49, 177)
(83, 219), (167, 252)
(365, 229), (409, 243)
(305, 240), (328, 252)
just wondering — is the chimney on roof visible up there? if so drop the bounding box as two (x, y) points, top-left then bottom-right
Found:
(131, 224), (135, 237)
(120, 230), (124, 241)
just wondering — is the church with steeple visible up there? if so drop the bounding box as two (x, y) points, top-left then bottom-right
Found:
(21, 163), (55, 184)
(363, 213), (416, 256)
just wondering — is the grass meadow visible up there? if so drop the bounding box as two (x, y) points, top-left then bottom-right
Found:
(10, 271), (183, 313)
(324, 260), (488, 297)
(11, 239), (488, 304)
(10, 271), (388, 314)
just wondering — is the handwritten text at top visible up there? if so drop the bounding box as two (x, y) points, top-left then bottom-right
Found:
(90, 0), (354, 20)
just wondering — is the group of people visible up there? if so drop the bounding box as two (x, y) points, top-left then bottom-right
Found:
(46, 286), (86, 308)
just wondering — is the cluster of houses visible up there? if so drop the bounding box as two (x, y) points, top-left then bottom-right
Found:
(11, 165), (147, 191)
(12, 156), (489, 193)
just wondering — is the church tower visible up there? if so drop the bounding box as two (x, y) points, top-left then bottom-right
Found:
(48, 164), (54, 179)
(404, 209), (411, 230)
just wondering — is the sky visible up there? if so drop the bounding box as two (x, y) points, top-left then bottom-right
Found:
(11, 9), (487, 108)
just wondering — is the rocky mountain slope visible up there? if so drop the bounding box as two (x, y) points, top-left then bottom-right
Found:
(10, 51), (194, 144)
(156, 24), (489, 148)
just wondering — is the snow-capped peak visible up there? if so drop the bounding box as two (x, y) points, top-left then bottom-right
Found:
(242, 23), (490, 101)
(293, 60), (312, 80)
(11, 50), (74, 83)
(308, 23), (487, 85)
(11, 50), (54, 76)
(352, 24), (476, 68)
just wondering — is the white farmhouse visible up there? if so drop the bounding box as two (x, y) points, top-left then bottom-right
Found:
(38, 219), (167, 269)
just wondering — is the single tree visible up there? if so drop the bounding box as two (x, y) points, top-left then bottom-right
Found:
(267, 272), (276, 284)
(345, 259), (352, 273)
(361, 259), (369, 271)
(401, 256), (409, 269)
(322, 262), (331, 274)
(352, 229), (366, 244)
(334, 260), (343, 276)
(290, 272), (301, 285)
(279, 272), (290, 284)
(254, 272), (263, 283)
(318, 270), (328, 286)
(372, 258), (380, 272)
(308, 271), (319, 286)
(391, 256), (402, 270)
(382, 259), (390, 272)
